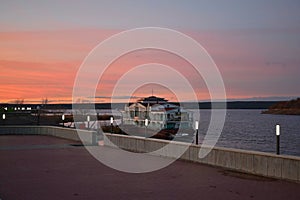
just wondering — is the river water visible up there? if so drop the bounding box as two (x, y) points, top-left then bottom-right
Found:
(193, 109), (300, 157)
(63, 108), (299, 156)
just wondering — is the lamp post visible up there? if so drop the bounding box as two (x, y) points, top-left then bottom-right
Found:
(110, 116), (114, 134)
(36, 106), (40, 125)
(195, 120), (199, 145)
(62, 114), (65, 127)
(145, 118), (149, 138)
(2, 113), (5, 125)
(87, 115), (90, 129)
(276, 124), (280, 155)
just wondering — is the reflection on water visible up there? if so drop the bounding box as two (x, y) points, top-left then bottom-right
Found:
(192, 109), (300, 156)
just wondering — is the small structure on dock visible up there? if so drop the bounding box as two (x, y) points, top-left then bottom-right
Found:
(122, 96), (193, 130)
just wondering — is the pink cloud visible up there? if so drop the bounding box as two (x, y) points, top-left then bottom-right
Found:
(1, 28), (299, 103)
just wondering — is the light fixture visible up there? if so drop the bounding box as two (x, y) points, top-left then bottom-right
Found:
(276, 124), (280, 136)
(195, 120), (199, 145)
(276, 124), (280, 155)
(110, 116), (114, 134)
(195, 120), (199, 130)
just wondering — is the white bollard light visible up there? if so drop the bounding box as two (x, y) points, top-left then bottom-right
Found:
(145, 118), (149, 127)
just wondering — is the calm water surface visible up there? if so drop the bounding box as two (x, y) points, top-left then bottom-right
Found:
(193, 109), (300, 156)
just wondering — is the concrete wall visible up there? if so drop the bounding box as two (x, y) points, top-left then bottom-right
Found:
(104, 133), (300, 182)
(0, 126), (97, 145)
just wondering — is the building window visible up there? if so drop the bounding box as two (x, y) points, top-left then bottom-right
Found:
(135, 106), (138, 117)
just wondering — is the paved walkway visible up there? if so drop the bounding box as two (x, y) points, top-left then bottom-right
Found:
(0, 135), (299, 200)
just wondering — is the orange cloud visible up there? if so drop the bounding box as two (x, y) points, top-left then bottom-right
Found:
(1, 28), (299, 103)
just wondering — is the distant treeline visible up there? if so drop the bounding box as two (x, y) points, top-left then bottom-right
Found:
(268, 98), (300, 109)
(1, 101), (279, 110)
(180, 101), (278, 109)
(262, 98), (300, 115)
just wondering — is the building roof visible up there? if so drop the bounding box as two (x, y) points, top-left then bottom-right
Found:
(138, 96), (168, 104)
(127, 96), (180, 108)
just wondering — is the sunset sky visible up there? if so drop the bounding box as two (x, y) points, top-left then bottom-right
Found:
(1, 0), (300, 103)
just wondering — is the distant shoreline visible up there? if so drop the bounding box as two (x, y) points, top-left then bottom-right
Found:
(1, 101), (278, 110)
(262, 109), (300, 115)
(261, 98), (300, 115)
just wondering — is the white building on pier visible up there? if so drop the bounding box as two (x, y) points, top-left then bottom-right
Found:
(122, 96), (193, 130)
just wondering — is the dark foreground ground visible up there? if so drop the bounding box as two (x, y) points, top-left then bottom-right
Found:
(0, 135), (299, 200)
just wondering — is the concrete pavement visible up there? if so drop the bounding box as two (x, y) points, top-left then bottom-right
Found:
(0, 135), (299, 200)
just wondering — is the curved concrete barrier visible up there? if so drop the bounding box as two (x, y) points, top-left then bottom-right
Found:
(0, 126), (97, 145)
(104, 133), (300, 182)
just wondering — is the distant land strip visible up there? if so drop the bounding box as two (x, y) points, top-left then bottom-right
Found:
(262, 98), (300, 115)
(0, 101), (279, 110)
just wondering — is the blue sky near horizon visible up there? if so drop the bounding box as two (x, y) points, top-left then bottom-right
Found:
(0, 0), (299, 103)
(1, 0), (299, 31)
